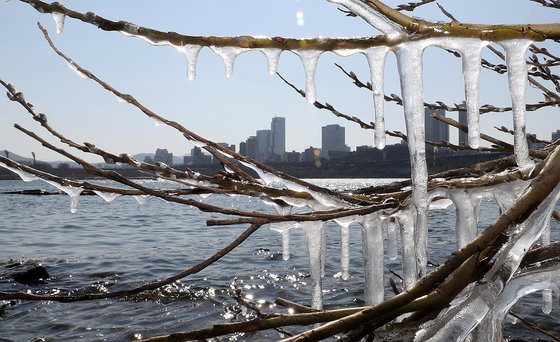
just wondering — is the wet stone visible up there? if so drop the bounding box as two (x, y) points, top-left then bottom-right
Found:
(7, 262), (51, 285)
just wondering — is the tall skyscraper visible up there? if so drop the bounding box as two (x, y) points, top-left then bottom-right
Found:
(458, 101), (468, 145)
(424, 108), (449, 143)
(246, 136), (257, 160)
(321, 124), (350, 158)
(271, 117), (285, 157)
(256, 129), (272, 161)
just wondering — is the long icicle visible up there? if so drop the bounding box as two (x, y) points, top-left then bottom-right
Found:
(395, 42), (429, 279)
(500, 39), (534, 170)
(364, 46), (391, 149)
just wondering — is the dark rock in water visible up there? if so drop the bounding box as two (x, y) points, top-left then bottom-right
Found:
(10, 264), (50, 285)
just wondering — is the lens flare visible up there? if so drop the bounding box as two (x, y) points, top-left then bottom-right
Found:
(296, 10), (304, 26)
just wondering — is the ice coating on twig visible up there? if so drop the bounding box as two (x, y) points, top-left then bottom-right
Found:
(93, 190), (121, 203)
(174, 45), (203, 80)
(334, 215), (357, 280)
(66, 61), (87, 79)
(294, 49), (323, 104)
(258, 48), (282, 75)
(360, 213), (385, 305)
(328, 0), (405, 40)
(395, 41), (429, 278)
(0, 161), (40, 182)
(500, 39), (534, 171)
(473, 262), (560, 342)
(52, 12), (66, 34)
(210, 46), (245, 78)
(363, 46), (390, 149)
(301, 221), (326, 309)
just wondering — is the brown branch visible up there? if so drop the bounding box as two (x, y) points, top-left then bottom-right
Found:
(509, 311), (560, 342)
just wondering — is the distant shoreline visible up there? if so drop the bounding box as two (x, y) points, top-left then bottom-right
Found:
(0, 152), (509, 181)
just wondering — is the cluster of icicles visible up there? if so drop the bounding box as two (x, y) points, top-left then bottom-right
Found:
(1, 0), (554, 340)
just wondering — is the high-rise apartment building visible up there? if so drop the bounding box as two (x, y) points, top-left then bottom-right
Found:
(425, 108), (449, 143)
(271, 117), (285, 157)
(321, 124), (350, 158)
(256, 129), (272, 161)
(246, 136), (257, 160)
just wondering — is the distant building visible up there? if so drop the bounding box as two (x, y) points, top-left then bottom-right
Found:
(256, 129), (272, 161)
(246, 136), (257, 160)
(239, 141), (247, 156)
(271, 117), (285, 157)
(191, 146), (212, 165)
(425, 108), (449, 143)
(458, 101), (468, 145)
(527, 134), (547, 149)
(552, 129), (560, 142)
(303, 146), (320, 163)
(283, 151), (301, 163)
(321, 124), (350, 159)
(154, 148), (173, 165)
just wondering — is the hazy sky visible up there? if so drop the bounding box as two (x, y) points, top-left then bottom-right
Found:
(1, 0), (559, 162)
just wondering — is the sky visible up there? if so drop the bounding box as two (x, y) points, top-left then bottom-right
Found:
(0, 0), (559, 162)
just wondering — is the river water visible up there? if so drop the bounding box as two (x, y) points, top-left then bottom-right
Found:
(0, 178), (558, 341)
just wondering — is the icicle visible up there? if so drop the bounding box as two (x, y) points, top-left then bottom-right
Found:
(500, 39), (534, 171)
(540, 219), (553, 314)
(93, 190), (121, 203)
(396, 207), (417, 290)
(258, 48), (282, 75)
(210, 46), (244, 78)
(430, 38), (488, 148)
(52, 12), (66, 34)
(44, 180), (83, 213)
(459, 42), (486, 148)
(333, 215), (357, 280)
(268, 222), (294, 261)
(294, 49), (322, 104)
(174, 45), (203, 80)
(301, 221), (327, 310)
(359, 213), (385, 305)
(134, 194), (151, 205)
(327, 0), (405, 40)
(395, 41), (429, 278)
(386, 217), (398, 261)
(0, 161), (40, 182)
(363, 46), (390, 149)
(448, 189), (479, 249)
